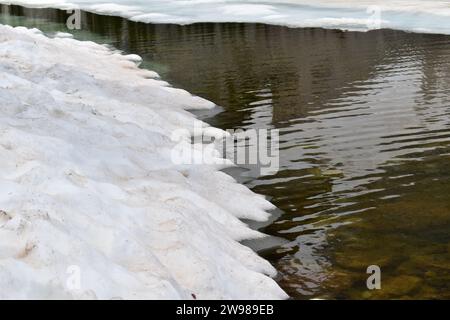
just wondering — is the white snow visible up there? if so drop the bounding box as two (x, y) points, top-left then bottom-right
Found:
(0, 24), (288, 300)
(1, 0), (450, 34)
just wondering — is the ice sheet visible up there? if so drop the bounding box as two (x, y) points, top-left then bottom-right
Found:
(1, 0), (450, 34)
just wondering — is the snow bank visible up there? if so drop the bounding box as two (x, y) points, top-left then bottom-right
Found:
(0, 24), (287, 300)
(1, 0), (450, 34)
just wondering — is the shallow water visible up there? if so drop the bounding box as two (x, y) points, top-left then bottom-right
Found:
(2, 5), (450, 299)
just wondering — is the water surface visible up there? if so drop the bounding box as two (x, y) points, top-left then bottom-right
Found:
(1, 4), (450, 299)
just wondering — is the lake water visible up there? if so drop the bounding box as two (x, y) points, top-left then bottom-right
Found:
(1, 4), (450, 299)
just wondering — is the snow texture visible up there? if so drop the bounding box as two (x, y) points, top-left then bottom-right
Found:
(0, 24), (288, 300)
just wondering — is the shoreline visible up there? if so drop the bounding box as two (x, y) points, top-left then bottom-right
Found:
(0, 24), (288, 299)
(1, 1), (450, 35)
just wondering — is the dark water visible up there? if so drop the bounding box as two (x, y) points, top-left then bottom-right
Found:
(2, 5), (450, 299)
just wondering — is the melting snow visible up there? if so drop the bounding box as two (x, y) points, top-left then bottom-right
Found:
(1, 0), (450, 34)
(0, 24), (288, 300)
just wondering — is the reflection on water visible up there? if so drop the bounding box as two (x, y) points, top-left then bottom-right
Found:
(2, 4), (450, 299)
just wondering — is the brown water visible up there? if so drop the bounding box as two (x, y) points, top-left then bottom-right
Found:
(2, 5), (450, 299)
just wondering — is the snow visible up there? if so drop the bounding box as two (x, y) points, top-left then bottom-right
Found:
(1, 0), (450, 34)
(0, 24), (288, 300)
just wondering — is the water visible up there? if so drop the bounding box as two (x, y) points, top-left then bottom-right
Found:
(2, 5), (450, 299)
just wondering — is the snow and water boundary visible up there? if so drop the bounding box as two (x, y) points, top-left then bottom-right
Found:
(1, 0), (450, 35)
(0, 24), (288, 299)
